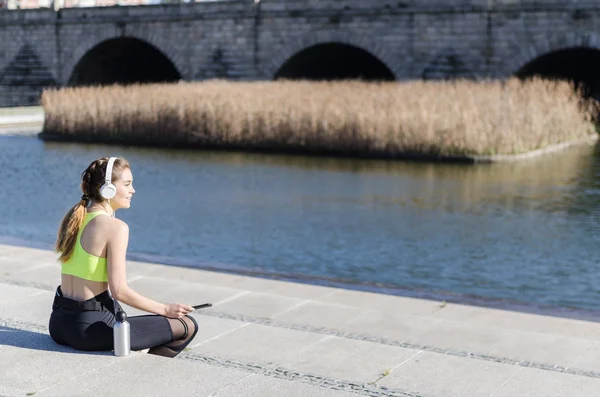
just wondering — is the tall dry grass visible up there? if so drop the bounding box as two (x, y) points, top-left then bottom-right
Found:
(40, 79), (598, 157)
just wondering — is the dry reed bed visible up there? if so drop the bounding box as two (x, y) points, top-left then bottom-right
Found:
(40, 79), (598, 157)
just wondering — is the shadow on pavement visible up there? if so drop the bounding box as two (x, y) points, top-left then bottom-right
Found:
(0, 326), (112, 356)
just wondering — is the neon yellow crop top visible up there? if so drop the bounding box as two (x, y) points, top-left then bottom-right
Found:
(61, 211), (109, 282)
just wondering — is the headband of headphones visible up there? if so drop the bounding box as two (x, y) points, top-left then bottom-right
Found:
(105, 157), (116, 185)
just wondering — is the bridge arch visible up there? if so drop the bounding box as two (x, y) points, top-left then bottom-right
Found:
(505, 32), (600, 78)
(506, 33), (600, 101)
(265, 32), (400, 81)
(275, 43), (394, 81)
(68, 37), (181, 86)
(515, 47), (600, 99)
(63, 32), (186, 86)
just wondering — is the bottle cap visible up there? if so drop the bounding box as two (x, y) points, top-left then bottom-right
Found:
(116, 311), (128, 322)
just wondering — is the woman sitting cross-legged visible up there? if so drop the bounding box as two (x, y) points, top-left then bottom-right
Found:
(49, 156), (198, 357)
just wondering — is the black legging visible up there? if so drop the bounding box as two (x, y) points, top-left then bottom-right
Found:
(49, 286), (198, 357)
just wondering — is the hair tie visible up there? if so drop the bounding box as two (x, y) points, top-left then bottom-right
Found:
(81, 194), (89, 202)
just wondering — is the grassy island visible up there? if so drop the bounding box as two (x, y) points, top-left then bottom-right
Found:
(40, 79), (598, 161)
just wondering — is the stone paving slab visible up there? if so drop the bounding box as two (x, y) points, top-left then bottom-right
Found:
(278, 335), (420, 383)
(128, 276), (245, 307)
(5, 264), (61, 288)
(34, 352), (250, 397)
(0, 246), (58, 264)
(431, 302), (600, 340)
(271, 300), (373, 330)
(327, 306), (445, 341)
(377, 351), (521, 397)
(205, 274), (338, 301)
(320, 289), (443, 316)
(409, 319), (595, 368)
(212, 374), (366, 397)
(212, 291), (305, 318)
(192, 323), (328, 365)
(0, 384), (29, 397)
(492, 367), (600, 397)
(0, 292), (54, 326)
(0, 328), (116, 393)
(572, 341), (600, 372)
(0, 257), (44, 276)
(186, 315), (247, 349)
(0, 283), (47, 304)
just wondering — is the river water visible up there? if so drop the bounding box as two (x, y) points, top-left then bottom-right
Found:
(2, 134), (600, 314)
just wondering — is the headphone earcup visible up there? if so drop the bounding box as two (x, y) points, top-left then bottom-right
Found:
(100, 183), (117, 199)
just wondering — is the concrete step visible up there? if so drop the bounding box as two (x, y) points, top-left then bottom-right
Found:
(5, 267), (600, 373)
(4, 243), (600, 396)
(4, 243), (600, 341)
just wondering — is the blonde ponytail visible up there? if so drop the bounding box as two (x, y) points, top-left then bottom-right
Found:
(55, 198), (88, 263)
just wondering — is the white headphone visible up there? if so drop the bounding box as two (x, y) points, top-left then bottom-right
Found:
(99, 157), (117, 200)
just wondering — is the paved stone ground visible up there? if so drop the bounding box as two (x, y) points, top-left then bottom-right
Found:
(2, 243), (600, 397)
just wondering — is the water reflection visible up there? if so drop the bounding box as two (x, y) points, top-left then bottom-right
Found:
(2, 135), (600, 312)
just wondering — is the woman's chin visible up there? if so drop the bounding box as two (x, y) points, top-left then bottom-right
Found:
(117, 200), (131, 209)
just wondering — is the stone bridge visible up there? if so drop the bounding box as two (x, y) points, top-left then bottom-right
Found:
(1, 0), (599, 106)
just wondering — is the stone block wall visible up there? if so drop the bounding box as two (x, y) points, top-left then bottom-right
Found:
(0, 0), (599, 107)
(0, 9), (57, 106)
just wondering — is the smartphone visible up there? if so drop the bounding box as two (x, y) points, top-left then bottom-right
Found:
(192, 303), (212, 310)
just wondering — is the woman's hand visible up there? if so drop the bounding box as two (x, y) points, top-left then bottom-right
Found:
(164, 303), (194, 318)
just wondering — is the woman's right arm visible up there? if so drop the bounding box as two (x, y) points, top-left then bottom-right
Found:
(106, 219), (193, 318)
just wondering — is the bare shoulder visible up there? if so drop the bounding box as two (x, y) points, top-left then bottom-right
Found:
(95, 215), (129, 236)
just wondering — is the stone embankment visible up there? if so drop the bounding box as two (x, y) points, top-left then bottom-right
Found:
(0, 106), (44, 136)
(2, 243), (600, 396)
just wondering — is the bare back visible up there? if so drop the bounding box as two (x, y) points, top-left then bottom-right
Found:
(61, 212), (113, 300)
